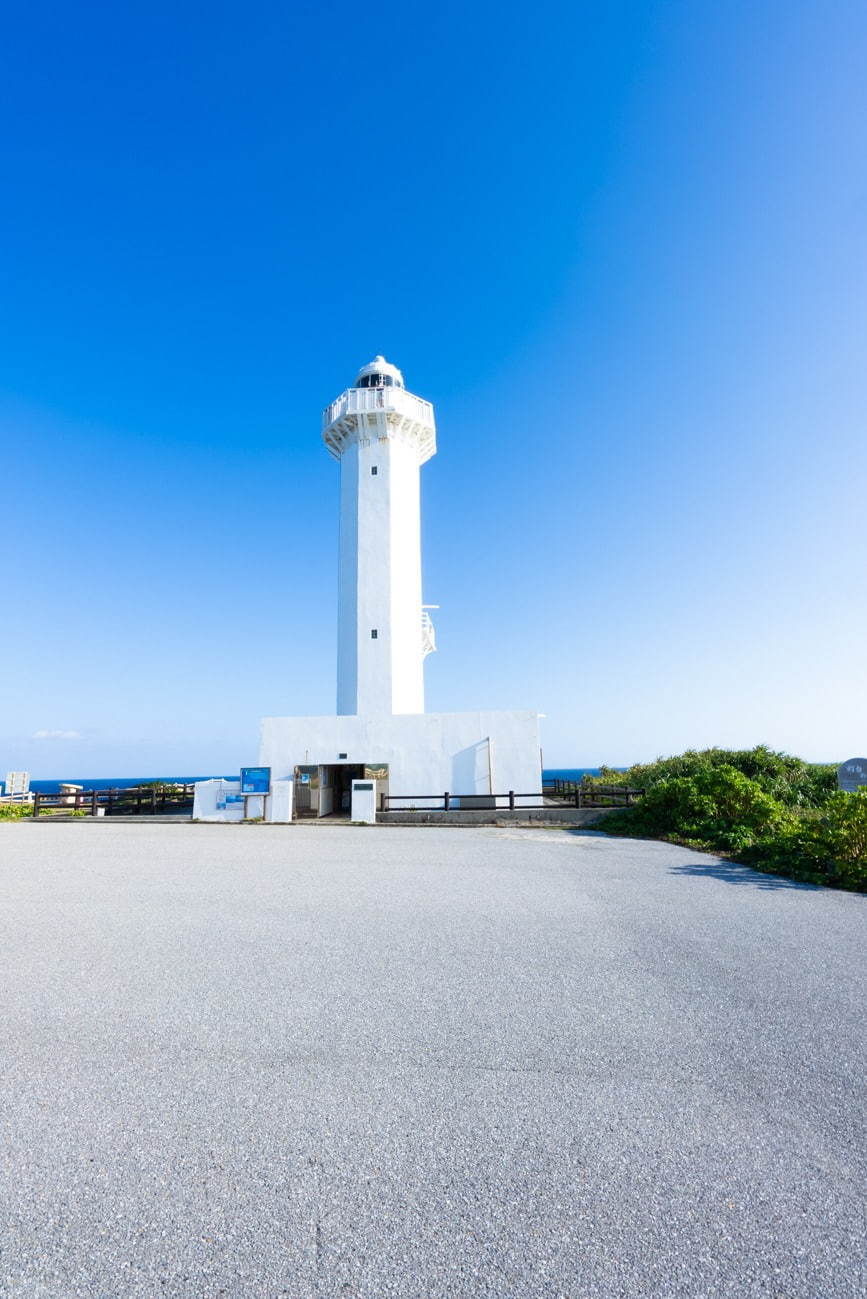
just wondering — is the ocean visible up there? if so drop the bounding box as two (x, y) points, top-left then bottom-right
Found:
(543, 768), (606, 782)
(26, 776), (222, 795)
(23, 769), (609, 795)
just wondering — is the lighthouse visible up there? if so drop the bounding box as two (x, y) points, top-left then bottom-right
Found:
(256, 354), (542, 818)
(322, 356), (436, 715)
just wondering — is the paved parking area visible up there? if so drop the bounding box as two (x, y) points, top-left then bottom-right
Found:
(1, 823), (865, 1297)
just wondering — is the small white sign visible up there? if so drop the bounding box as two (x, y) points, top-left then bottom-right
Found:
(351, 779), (377, 824)
(4, 771), (30, 798)
(837, 758), (867, 793)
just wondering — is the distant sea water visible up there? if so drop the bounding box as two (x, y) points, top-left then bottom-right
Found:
(26, 776), (225, 795)
(24, 769), (615, 794)
(543, 768), (606, 782)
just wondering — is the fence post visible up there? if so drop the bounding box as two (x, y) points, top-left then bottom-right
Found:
(108, 788), (115, 817)
(444, 791), (450, 811)
(575, 786), (580, 808)
(91, 789), (98, 816)
(32, 791), (41, 818)
(509, 790), (515, 810)
(151, 788), (157, 814)
(136, 788), (142, 814)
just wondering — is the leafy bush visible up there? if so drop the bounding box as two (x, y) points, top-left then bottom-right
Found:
(822, 788), (867, 877)
(603, 765), (789, 853)
(591, 746), (836, 809)
(596, 748), (866, 892)
(739, 818), (828, 881)
(1, 802), (92, 820)
(744, 790), (867, 890)
(0, 802), (33, 819)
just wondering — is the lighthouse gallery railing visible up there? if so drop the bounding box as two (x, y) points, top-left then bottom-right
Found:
(322, 386), (434, 432)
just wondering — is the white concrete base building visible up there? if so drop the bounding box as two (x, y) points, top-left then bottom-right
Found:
(260, 710), (542, 814)
(259, 357), (541, 817)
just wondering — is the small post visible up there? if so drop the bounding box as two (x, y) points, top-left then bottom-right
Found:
(136, 787), (142, 814)
(108, 788), (115, 817)
(509, 790), (515, 810)
(151, 787), (157, 814)
(32, 791), (41, 818)
(444, 791), (450, 811)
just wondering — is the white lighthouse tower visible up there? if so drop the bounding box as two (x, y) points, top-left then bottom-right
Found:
(323, 356), (436, 715)
(256, 354), (542, 818)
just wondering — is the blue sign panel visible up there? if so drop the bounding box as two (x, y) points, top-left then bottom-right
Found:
(240, 766), (271, 794)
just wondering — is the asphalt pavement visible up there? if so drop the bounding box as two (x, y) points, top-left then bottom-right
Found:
(0, 823), (864, 1298)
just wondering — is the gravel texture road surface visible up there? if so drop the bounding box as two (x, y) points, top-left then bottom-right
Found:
(0, 823), (864, 1298)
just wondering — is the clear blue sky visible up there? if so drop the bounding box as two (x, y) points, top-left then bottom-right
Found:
(2, 0), (865, 776)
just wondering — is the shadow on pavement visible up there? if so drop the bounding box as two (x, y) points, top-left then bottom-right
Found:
(557, 829), (864, 895)
(667, 858), (819, 891)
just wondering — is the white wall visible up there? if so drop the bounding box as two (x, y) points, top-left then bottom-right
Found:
(193, 779), (294, 823)
(260, 710), (542, 805)
(336, 444), (359, 715)
(354, 434), (392, 714)
(388, 437), (424, 714)
(318, 769), (335, 817)
(335, 420), (427, 716)
(193, 779), (246, 821)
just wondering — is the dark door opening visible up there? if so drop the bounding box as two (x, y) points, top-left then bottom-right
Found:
(323, 764), (364, 816)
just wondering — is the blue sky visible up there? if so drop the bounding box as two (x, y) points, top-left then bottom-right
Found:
(2, 0), (865, 776)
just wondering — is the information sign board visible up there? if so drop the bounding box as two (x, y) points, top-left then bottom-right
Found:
(240, 766), (271, 794)
(837, 758), (867, 793)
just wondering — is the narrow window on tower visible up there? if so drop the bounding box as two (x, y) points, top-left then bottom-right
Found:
(371, 466), (378, 475)
(371, 629), (378, 639)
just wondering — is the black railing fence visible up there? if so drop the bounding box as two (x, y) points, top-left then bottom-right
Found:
(31, 784), (196, 818)
(381, 784), (643, 813)
(542, 779), (644, 807)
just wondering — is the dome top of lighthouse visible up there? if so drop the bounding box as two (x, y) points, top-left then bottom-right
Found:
(354, 355), (404, 389)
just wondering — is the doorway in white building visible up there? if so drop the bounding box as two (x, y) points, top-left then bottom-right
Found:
(293, 765), (319, 817)
(293, 763), (390, 818)
(320, 764), (364, 817)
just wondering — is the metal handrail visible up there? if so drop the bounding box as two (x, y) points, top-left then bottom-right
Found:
(382, 786), (643, 812)
(322, 385), (435, 432)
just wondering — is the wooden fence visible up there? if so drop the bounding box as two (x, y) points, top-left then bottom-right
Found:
(381, 784), (644, 813)
(31, 784), (196, 818)
(542, 779), (644, 808)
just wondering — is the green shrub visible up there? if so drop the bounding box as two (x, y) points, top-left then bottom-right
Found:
(590, 746), (836, 810)
(596, 750), (865, 891)
(741, 818), (828, 881)
(602, 765), (790, 853)
(817, 790), (867, 889)
(741, 791), (867, 890)
(0, 802), (33, 820)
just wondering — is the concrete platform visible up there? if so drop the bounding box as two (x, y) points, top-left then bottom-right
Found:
(1, 823), (864, 1298)
(378, 806), (616, 826)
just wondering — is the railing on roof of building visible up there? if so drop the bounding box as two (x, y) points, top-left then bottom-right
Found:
(322, 385), (434, 433)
